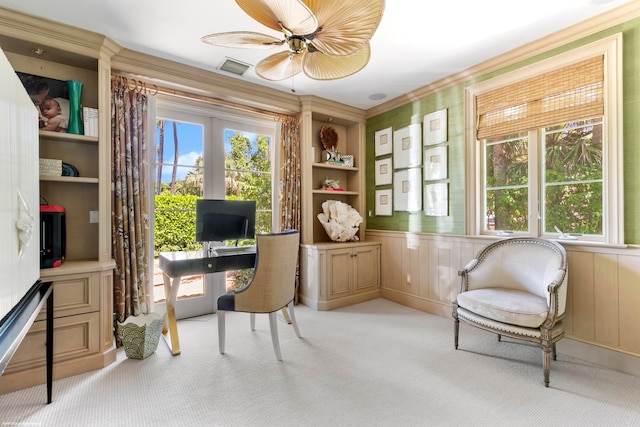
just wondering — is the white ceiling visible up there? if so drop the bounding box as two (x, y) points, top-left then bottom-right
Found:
(0, 0), (631, 110)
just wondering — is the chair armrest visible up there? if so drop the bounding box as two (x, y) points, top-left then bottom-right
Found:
(546, 268), (567, 294)
(457, 258), (478, 294)
(458, 258), (478, 276)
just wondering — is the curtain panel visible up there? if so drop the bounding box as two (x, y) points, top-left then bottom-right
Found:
(111, 76), (151, 327)
(277, 115), (301, 300)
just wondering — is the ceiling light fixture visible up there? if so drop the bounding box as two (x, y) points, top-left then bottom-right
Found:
(202, 0), (385, 81)
(369, 93), (387, 101)
(31, 48), (46, 56)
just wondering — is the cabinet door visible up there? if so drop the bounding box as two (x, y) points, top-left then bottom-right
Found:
(327, 248), (353, 299)
(353, 245), (379, 292)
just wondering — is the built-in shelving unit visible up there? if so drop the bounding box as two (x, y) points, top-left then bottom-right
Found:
(0, 9), (116, 394)
(298, 96), (381, 310)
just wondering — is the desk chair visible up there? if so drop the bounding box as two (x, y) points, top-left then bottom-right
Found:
(217, 230), (301, 360)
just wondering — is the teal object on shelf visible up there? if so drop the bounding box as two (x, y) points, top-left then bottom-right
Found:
(66, 80), (83, 135)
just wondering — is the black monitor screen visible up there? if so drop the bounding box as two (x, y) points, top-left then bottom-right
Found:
(195, 199), (256, 243)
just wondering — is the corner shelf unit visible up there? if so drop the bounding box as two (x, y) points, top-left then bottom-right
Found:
(299, 96), (367, 244)
(298, 96), (381, 310)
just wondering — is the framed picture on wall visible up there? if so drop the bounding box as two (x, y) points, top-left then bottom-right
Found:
(393, 123), (422, 169)
(394, 168), (422, 212)
(16, 72), (70, 133)
(424, 146), (448, 181)
(374, 126), (393, 157)
(375, 189), (393, 216)
(423, 109), (447, 146)
(375, 157), (393, 186)
(424, 183), (448, 216)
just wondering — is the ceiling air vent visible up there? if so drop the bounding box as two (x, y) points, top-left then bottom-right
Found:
(218, 58), (251, 76)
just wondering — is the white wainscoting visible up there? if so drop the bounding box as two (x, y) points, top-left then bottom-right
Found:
(367, 230), (640, 377)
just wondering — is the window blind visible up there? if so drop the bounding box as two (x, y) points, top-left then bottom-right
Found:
(476, 55), (604, 140)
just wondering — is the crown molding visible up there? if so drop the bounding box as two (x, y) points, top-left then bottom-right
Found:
(365, 1), (640, 119)
(0, 5), (110, 60)
(298, 95), (366, 125)
(112, 48), (301, 116)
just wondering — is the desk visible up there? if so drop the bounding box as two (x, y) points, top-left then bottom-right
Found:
(0, 280), (53, 403)
(158, 248), (256, 355)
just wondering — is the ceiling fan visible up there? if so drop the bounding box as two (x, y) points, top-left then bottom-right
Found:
(201, 0), (386, 81)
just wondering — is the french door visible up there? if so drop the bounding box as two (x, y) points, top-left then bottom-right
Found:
(151, 99), (277, 319)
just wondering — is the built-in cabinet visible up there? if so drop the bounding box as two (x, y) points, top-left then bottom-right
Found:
(300, 241), (380, 311)
(298, 96), (381, 309)
(0, 10), (117, 394)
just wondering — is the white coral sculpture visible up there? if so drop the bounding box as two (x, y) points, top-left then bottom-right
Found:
(317, 200), (363, 242)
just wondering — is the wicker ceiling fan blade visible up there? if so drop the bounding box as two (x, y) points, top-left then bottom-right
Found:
(236, 0), (318, 35)
(201, 31), (284, 49)
(255, 51), (304, 81)
(303, 43), (371, 80)
(304, 0), (385, 56)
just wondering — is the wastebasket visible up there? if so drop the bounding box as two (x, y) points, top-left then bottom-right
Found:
(117, 312), (165, 359)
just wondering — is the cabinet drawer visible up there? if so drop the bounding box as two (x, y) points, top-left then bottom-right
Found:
(4, 312), (101, 373)
(36, 271), (100, 320)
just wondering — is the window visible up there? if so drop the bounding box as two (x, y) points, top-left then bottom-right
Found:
(465, 34), (623, 245)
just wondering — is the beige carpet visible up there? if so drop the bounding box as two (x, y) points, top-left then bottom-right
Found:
(1, 299), (640, 426)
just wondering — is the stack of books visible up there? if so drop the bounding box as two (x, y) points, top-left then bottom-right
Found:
(82, 107), (99, 137)
(40, 158), (62, 176)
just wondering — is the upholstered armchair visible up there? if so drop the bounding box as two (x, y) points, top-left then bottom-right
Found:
(453, 237), (568, 387)
(217, 230), (301, 361)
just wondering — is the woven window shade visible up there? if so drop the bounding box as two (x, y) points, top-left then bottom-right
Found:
(476, 56), (604, 140)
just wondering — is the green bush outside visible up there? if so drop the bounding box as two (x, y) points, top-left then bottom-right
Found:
(154, 193), (202, 256)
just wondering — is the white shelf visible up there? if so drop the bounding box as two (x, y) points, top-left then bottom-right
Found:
(39, 175), (99, 184)
(39, 130), (98, 144)
(312, 162), (359, 172)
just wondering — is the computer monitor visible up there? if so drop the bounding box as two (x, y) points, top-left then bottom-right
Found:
(195, 199), (256, 245)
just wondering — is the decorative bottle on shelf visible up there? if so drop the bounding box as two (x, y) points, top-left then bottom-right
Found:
(66, 80), (83, 135)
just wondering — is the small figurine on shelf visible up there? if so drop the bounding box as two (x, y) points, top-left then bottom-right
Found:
(321, 178), (344, 191)
(320, 126), (343, 165)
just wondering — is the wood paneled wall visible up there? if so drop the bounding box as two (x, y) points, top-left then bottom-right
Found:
(367, 230), (640, 359)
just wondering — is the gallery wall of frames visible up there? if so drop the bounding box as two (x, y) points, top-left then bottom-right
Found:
(366, 91), (466, 236)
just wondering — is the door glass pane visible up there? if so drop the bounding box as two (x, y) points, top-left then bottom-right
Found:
(153, 119), (204, 302)
(224, 129), (272, 290)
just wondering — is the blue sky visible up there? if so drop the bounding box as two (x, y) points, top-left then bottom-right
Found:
(155, 120), (258, 183)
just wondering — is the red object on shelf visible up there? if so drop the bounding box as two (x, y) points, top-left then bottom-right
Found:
(322, 187), (344, 191)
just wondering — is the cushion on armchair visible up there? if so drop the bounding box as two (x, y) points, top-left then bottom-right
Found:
(457, 288), (549, 328)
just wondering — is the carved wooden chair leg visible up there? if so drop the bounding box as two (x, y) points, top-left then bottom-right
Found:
(542, 344), (551, 387)
(552, 342), (557, 361)
(452, 303), (460, 349)
(454, 318), (459, 350)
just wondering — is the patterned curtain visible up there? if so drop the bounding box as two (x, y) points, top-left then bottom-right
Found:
(111, 76), (150, 326)
(278, 115), (301, 232)
(277, 115), (301, 300)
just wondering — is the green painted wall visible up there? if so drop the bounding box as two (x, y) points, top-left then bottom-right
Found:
(366, 17), (640, 244)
